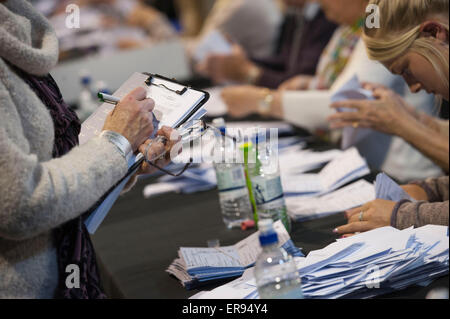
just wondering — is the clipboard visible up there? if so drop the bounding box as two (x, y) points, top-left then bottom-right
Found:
(81, 72), (210, 233)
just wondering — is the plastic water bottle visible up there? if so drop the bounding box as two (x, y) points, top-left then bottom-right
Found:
(247, 133), (291, 232)
(212, 118), (253, 228)
(254, 219), (303, 299)
(77, 73), (98, 121)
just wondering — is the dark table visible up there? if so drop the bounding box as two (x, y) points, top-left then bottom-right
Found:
(92, 174), (449, 299)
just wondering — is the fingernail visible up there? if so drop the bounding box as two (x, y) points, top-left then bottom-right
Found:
(332, 228), (338, 233)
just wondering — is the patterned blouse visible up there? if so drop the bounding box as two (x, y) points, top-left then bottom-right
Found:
(309, 24), (362, 90)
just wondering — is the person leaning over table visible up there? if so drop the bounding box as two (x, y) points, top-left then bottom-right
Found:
(0, 0), (180, 298)
(221, 0), (443, 183)
(333, 0), (449, 237)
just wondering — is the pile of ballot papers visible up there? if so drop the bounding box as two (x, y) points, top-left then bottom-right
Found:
(167, 221), (304, 290)
(191, 225), (449, 299)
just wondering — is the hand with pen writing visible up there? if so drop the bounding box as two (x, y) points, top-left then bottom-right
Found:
(102, 87), (155, 152)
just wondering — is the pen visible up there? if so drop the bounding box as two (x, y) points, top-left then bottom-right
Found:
(98, 92), (120, 105)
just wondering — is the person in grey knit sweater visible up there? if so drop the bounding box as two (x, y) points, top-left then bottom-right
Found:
(335, 0), (449, 237)
(0, 0), (178, 298)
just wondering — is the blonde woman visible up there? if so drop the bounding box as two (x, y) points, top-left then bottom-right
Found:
(334, 0), (449, 236)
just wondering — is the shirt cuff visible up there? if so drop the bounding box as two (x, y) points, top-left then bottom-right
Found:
(100, 130), (133, 164)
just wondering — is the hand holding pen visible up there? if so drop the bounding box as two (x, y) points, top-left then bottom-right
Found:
(99, 90), (176, 167)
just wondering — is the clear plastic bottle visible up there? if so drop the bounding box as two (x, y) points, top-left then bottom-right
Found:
(247, 133), (291, 233)
(77, 73), (98, 122)
(254, 219), (303, 299)
(212, 118), (253, 228)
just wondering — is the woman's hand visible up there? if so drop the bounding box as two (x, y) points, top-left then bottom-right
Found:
(327, 85), (417, 137)
(334, 199), (396, 237)
(221, 86), (263, 118)
(102, 87), (155, 152)
(278, 75), (314, 91)
(137, 126), (182, 175)
(196, 45), (259, 84)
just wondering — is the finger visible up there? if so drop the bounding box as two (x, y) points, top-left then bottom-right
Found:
(140, 98), (155, 113)
(372, 87), (392, 99)
(346, 206), (363, 219)
(126, 87), (147, 101)
(328, 112), (364, 122)
(330, 100), (367, 110)
(329, 120), (372, 130)
(335, 222), (372, 234)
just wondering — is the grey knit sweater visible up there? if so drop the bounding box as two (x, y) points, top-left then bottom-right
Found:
(0, 1), (128, 298)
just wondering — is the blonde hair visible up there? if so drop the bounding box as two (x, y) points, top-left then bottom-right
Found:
(363, 0), (449, 92)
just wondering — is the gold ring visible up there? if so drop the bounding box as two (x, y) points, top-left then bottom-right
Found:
(353, 122), (359, 129)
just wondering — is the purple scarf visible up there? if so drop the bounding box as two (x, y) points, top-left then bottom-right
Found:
(16, 66), (107, 299)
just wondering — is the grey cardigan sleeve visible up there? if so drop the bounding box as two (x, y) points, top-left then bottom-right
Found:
(391, 176), (449, 229)
(412, 176), (449, 202)
(391, 200), (449, 230)
(0, 127), (128, 241)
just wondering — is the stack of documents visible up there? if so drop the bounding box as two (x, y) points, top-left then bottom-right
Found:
(279, 148), (343, 177)
(286, 180), (375, 222)
(191, 225), (449, 299)
(167, 221), (304, 290)
(284, 172), (416, 231)
(282, 147), (370, 196)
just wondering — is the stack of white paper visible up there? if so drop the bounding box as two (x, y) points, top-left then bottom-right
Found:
(279, 149), (343, 177)
(282, 147), (370, 196)
(192, 225), (449, 299)
(286, 180), (375, 222)
(167, 221), (303, 290)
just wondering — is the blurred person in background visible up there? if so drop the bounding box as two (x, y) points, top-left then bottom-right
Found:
(221, 0), (444, 183)
(196, 0), (337, 88)
(32, 0), (177, 61)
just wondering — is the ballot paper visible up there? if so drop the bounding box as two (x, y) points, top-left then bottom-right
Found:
(331, 75), (374, 150)
(375, 173), (415, 202)
(282, 147), (370, 196)
(286, 180), (376, 222)
(193, 30), (232, 63)
(167, 220), (304, 290)
(195, 225), (449, 299)
(279, 149), (343, 177)
(81, 73), (208, 234)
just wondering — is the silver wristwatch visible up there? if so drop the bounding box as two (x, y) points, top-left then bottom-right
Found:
(100, 130), (133, 163)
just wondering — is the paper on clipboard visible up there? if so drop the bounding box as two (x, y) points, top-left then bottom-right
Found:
(81, 72), (208, 234)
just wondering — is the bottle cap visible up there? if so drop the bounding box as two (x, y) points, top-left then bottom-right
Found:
(258, 219), (278, 246)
